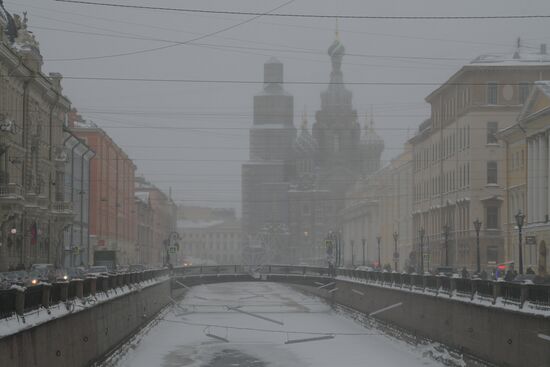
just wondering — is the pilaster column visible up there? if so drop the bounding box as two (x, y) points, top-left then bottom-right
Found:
(538, 134), (547, 222)
(548, 132), (550, 219)
(532, 139), (535, 223)
(534, 137), (540, 222)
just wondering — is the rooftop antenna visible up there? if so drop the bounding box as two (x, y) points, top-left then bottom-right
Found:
(513, 37), (521, 59)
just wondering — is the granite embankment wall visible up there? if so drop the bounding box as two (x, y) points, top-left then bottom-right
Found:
(0, 279), (177, 367)
(282, 276), (550, 367)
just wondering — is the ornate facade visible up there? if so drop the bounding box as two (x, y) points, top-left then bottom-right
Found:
(0, 6), (72, 271)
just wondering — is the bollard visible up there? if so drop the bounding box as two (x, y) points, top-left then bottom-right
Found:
(89, 278), (97, 296)
(492, 281), (501, 305)
(15, 288), (25, 316)
(449, 278), (457, 297)
(74, 279), (84, 299)
(41, 283), (51, 309)
(520, 283), (530, 309)
(60, 282), (69, 302)
(471, 279), (478, 300)
(435, 277), (442, 292)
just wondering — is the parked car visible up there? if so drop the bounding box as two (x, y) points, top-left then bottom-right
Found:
(355, 266), (374, 272)
(129, 264), (147, 272)
(434, 266), (455, 276)
(3, 271), (27, 286)
(29, 264), (56, 282)
(87, 266), (109, 276)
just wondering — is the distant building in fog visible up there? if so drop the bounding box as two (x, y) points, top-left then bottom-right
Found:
(241, 33), (384, 265)
(177, 207), (242, 265)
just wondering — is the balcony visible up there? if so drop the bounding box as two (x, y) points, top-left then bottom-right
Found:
(51, 201), (73, 217)
(0, 183), (23, 202)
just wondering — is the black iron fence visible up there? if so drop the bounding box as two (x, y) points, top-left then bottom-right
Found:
(3, 265), (549, 321)
(173, 265), (550, 310)
(0, 268), (169, 320)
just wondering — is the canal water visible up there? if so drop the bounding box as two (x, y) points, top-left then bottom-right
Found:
(107, 282), (465, 367)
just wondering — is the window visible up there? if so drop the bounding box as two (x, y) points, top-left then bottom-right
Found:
(486, 206), (499, 229)
(486, 122), (498, 144)
(487, 82), (498, 104)
(487, 161), (498, 184)
(519, 82), (530, 104)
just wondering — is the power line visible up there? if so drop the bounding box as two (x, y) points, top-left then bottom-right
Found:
(55, 1), (550, 20)
(9, 75), (550, 86)
(40, 0), (295, 61)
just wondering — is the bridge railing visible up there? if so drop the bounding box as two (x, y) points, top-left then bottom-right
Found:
(0, 268), (169, 320)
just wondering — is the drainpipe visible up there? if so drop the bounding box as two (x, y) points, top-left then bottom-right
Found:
(69, 138), (81, 267)
(80, 147), (90, 266)
(86, 150), (95, 266)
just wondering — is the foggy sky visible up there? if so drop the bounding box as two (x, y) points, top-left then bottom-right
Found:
(7, 0), (550, 214)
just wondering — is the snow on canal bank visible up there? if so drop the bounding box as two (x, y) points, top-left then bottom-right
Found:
(106, 282), (464, 367)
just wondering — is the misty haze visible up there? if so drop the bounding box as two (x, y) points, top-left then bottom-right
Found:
(0, 1), (550, 366)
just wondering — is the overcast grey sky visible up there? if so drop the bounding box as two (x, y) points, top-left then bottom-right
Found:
(6, 0), (550, 213)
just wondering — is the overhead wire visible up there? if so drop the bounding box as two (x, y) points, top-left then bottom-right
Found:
(54, 1), (550, 20)
(22, 0), (298, 61)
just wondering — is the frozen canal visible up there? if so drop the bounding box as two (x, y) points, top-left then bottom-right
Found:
(108, 282), (453, 367)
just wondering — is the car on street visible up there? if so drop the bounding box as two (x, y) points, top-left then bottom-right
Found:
(87, 266), (109, 276)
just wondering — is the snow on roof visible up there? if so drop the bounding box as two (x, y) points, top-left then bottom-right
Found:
(135, 191), (149, 204)
(470, 49), (550, 66)
(177, 219), (225, 229)
(73, 119), (98, 129)
(534, 81), (550, 97)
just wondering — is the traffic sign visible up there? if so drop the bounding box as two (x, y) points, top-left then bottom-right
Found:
(526, 236), (537, 245)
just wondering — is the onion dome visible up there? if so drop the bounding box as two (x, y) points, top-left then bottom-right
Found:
(362, 113), (384, 147)
(293, 111), (318, 157)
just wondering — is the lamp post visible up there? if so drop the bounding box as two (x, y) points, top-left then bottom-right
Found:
(350, 239), (355, 267)
(393, 231), (399, 272)
(376, 236), (381, 269)
(361, 237), (366, 266)
(473, 218), (482, 274)
(419, 228), (425, 274)
(515, 210), (525, 275)
(443, 224), (451, 267)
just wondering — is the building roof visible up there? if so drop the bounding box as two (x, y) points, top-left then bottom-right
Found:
(426, 42), (550, 102)
(135, 191), (150, 204)
(177, 219), (225, 229)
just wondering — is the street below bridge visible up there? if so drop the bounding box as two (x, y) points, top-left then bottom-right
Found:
(104, 282), (461, 367)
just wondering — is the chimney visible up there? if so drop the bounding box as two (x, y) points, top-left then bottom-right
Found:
(541, 43), (547, 55)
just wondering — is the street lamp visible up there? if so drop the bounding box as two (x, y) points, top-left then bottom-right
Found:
(361, 237), (366, 266)
(419, 228), (425, 274)
(376, 236), (381, 269)
(515, 210), (525, 275)
(350, 239), (355, 267)
(393, 231), (399, 272)
(473, 218), (482, 274)
(443, 224), (451, 267)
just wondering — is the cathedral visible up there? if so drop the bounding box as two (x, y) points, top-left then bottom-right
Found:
(242, 33), (384, 265)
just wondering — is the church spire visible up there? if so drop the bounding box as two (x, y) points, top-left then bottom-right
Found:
(301, 106), (308, 129)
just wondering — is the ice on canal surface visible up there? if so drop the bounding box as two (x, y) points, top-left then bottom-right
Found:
(110, 282), (453, 367)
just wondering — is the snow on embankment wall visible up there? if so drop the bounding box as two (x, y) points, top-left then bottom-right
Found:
(0, 278), (175, 367)
(289, 277), (550, 367)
